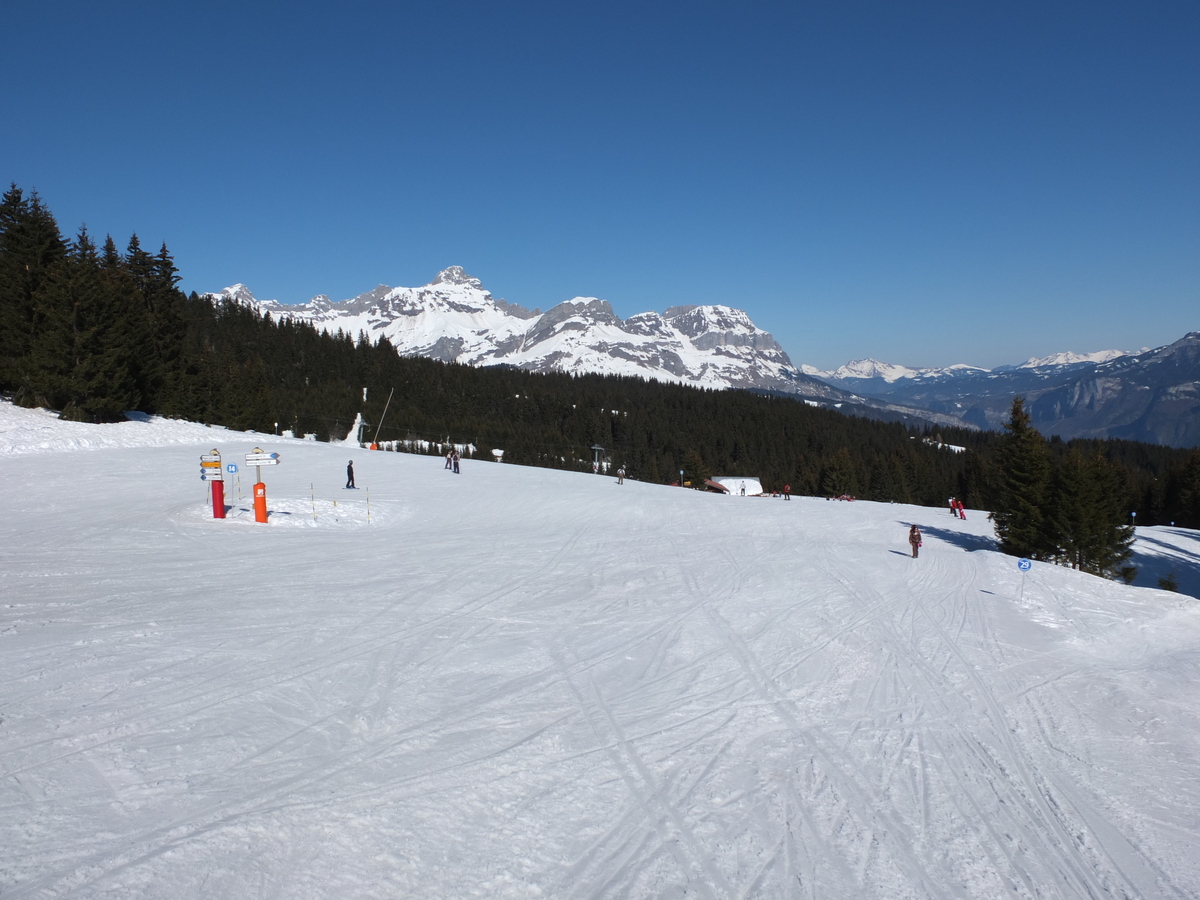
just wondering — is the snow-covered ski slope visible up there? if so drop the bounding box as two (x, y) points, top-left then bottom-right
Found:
(2, 403), (1199, 899)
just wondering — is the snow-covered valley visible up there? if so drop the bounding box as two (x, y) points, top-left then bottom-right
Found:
(2, 403), (1199, 898)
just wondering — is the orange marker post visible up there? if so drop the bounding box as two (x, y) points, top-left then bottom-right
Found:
(253, 481), (268, 523)
(245, 447), (281, 524)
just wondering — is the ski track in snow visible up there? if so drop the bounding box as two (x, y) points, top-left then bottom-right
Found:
(1, 402), (1199, 898)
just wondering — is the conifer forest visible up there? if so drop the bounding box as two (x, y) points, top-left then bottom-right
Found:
(3, 186), (1199, 569)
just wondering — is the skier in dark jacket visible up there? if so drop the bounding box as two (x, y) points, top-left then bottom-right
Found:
(908, 524), (922, 558)
(346, 460), (355, 489)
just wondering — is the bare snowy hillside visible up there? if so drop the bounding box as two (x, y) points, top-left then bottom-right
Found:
(2, 401), (1199, 898)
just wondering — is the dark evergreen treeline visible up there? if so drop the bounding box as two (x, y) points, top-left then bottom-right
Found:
(3, 185), (1199, 543)
(992, 397), (1140, 579)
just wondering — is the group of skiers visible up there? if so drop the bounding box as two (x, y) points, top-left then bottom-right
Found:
(948, 497), (967, 519)
(344, 448), (464, 489)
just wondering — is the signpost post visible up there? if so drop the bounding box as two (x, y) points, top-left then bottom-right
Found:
(201, 450), (225, 519)
(1017, 557), (1032, 603)
(245, 448), (280, 523)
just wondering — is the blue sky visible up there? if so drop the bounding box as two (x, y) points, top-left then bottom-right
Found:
(3, 1), (1197, 369)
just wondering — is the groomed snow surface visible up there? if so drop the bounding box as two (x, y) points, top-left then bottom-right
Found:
(2, 402), (1199, 899)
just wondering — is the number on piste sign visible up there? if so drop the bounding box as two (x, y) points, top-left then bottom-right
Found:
(1018, 558), (1032, 571)
(226, 464), (238, 474)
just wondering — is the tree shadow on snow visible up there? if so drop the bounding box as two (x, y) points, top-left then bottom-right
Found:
(919, 525), (998, 554)
(1131, 533), (1200, 601)
(1141, 528), (1200, 550)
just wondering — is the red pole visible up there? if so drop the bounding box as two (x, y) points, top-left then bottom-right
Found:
(211, 479), (226, 518)
(254, 482), (268, 523)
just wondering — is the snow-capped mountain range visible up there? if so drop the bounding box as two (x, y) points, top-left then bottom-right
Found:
(802, 348), (1143, 386)
(213, 267), (812, 394)
(811, 337), (1200, 447)
(801, 359), (989, 384)
(207, 268), (1199, 445)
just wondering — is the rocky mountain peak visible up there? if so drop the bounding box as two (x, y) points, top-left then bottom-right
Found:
(218, 283), (257, 306)
(432, 266), (483, 289)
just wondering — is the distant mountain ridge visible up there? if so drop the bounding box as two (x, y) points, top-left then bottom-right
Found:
(801, 359), (989, 384)
(214, 267), (804, 389)
(207, 268), (968, 430)
(804, 348), (1143, 385)
(207, 269), (1199, 446)
(810, 337), (1200, 447)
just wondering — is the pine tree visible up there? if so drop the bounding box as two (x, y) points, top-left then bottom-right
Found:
(1166, 450), (1200, 529)
(19, 260), (74, 410)
(993, 397), (1053, 558)
(0, 187), (67, 391)
(124, 234), (154, 292)
(69, 230), (141, 420)
(682, 449), (710, 488)
(1077, 453), (1135, 578)
(1046, 448), (1087, 567)
(101, 234), (122, 271)
(820, 447), (859, 497)
(23, 228), (140, 420)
